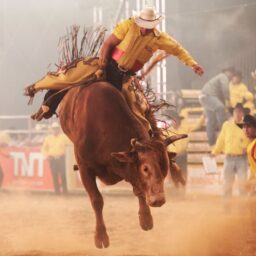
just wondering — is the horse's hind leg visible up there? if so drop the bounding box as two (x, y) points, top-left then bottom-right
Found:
(133, 187), (153, 231)
(79, 164), (109, 248)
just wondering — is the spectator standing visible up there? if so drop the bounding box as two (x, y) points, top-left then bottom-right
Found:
(212, 103), (250, 199)
(229, 71), (254, 113)
(199, 67), (234, 146)
(42, 122), (70, 195)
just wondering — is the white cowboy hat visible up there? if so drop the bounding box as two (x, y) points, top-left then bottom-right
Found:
(133, 6), (164, 29)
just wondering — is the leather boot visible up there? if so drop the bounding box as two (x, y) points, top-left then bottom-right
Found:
(31, 105), (52, 121)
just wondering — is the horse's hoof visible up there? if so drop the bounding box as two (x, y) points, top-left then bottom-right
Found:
(139, 212), (153, 231)
(95, 232), (110, 249)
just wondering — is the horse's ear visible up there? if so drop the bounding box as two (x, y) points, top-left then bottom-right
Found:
(111, 151), (136, 163)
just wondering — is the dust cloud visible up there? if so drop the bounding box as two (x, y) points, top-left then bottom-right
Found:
(0, 190), (255, 256)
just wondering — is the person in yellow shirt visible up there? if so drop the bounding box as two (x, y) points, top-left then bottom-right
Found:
(242, 114), (256, 195)
(42, 122), (70, 195)
(229, 71), (254, 112)
(212, 103), (250, 198)
(166, 111), (205, 181)
(99, 5), (204, 91)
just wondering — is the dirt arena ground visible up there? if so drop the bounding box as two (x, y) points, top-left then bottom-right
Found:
(0, 189), (256, 256)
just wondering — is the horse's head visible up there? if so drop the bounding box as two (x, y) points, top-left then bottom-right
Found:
(111, 135), (187, 207)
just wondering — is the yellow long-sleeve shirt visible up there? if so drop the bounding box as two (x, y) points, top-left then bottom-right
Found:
(112, 18), (197, 71)
(166, 115), (204, 154)
(42, 133), (70, 158)
(247, 138), (256, 176)
(212, 119), (250, 155)
(229, 82), (253, 107)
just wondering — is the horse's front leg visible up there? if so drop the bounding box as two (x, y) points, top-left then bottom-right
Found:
(79, 165), (109, 248)
(133, 187), (153, 230)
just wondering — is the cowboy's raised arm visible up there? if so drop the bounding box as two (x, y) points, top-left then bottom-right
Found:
(157, 32), (204, 76)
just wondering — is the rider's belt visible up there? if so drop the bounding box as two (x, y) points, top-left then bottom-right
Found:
(111, 48), (143, 72)
(117, 64), (129, 73)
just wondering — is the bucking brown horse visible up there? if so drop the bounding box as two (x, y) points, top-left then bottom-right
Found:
(59, 81), (185, 248)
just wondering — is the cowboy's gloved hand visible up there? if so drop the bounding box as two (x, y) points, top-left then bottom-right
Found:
(192, 64), (204, 76)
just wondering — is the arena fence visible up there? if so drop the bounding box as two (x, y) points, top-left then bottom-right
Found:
(0, 115), (50, 140)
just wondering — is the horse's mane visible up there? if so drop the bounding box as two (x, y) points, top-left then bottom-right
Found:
(53, 25), (107, 71)
(131, 76), (174, 135)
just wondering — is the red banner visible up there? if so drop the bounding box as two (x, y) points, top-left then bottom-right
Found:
(0, 147), (54, 190)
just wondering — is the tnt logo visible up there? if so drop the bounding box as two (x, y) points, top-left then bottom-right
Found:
(9, 152), (45, 177)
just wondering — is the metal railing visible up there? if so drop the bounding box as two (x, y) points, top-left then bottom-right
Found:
(0, 115), (49, 141)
